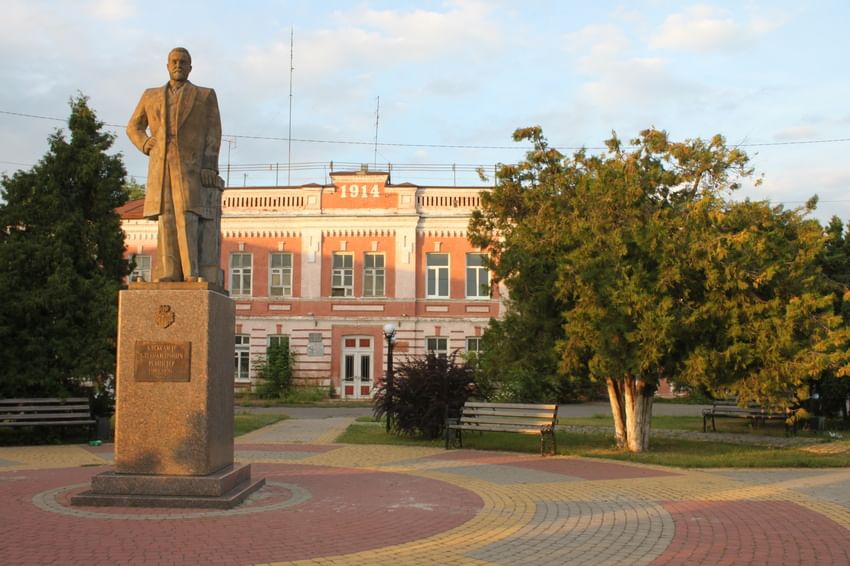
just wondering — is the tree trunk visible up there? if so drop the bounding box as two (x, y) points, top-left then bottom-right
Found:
(606, 377), (627, 448)
(607, 374), (655, 452)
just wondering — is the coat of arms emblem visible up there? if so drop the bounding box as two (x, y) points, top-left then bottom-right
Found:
(155, 305), (175, 329)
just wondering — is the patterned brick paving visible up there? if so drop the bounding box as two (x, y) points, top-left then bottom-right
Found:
(1, 425), (849, 565)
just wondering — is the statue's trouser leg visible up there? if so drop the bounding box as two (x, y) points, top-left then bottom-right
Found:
(174, 211), (199, 280)
(165, 159), (199, 281)
(156, 180), (181, 281)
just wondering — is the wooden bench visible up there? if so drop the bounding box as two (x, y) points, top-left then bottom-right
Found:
(446, 401), (559, 455)
(0, 397), (96, 439)
(702, 400), (796, 435)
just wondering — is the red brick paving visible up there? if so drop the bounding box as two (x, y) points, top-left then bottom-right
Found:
(0, 463), (482, 565)
(653, 500), (850, 565)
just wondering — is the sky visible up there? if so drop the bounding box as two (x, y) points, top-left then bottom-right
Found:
(1, 0), (848, 223)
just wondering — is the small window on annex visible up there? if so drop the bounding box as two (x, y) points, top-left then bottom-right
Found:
(426, 337), (448, 359)
(269, 252), (293, 297)
(331, 253), (354, 297)
(234, 334), (251, 382)
(267, 334), (290, 352)
(130, 254), (151, 282)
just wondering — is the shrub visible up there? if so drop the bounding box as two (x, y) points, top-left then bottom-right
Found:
(374, 352), (476, 439)
(254, 342), (296, 399)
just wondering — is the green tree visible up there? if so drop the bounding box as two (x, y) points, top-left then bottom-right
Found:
(812, 216), (850, 420)
(123, 177), (146, 200)
(0, 95), (129, 399)
(471, 126), (848, 452)
(254, 341), (296, 399)
(469, 134), (599, 402)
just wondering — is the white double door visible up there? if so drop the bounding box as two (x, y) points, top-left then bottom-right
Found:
(342, 336), (373, 399)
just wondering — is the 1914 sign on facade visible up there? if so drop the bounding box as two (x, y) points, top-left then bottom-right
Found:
(134, 340), (191, 382)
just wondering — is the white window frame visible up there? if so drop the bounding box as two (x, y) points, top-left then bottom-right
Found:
(363, 252), (385, 297)
(426, 253), (450, 298)
(130, 254), (151, 282)
(230, 253), (253, 296)
(331, 252), (354, 297)
(466, 253), (490, 298)
(426, 337), (448, 359)
(466, 336), (482, 354)
(267, 334), (290, 352)
(235, 334), (251, 382)
(269, 252), (293, 297)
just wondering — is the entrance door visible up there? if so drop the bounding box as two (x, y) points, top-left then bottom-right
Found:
(342, 336), (373, 399)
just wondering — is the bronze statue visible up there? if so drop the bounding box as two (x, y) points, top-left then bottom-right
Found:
(128, 47), (224, 285)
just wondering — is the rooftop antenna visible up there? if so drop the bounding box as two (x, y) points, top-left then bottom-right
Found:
(373, 96), (380, 168)
(224, 137), (237, 188)
(287, 26), (294, 186)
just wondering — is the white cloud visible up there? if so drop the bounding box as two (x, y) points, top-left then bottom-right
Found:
(650, 5), (783, 53)
(239, 1), (504, 88)
(563, 23), (701, 117)
(87, 0), (137, 21)
(773, 126), (818, 141)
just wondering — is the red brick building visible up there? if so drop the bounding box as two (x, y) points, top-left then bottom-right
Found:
(119, 169), (502, 398)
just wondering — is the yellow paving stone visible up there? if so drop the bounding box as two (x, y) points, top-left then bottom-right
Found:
(0, 444), (105, 470)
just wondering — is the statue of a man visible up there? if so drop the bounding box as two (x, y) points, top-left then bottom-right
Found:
(127, 47), (224, 284)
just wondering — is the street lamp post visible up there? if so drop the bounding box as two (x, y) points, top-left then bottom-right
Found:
(383, 323), (397, 433)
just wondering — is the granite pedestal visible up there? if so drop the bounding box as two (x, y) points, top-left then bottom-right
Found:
(72, 283), (263, 509)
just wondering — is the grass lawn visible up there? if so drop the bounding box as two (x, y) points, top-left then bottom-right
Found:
(234, 412), (286, 436)
(336, 423), (850, 468)
(559, 414), (806, 436)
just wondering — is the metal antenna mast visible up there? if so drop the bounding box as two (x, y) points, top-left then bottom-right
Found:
(373, 96), (380, 168)
(287, 26), (294, 185)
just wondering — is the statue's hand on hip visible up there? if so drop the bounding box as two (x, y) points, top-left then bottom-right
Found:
(142, 137), (156, 155)
(201, 168), (223, 188)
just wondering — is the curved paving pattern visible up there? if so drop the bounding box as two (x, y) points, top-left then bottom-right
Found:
(1, 428), (850, 565)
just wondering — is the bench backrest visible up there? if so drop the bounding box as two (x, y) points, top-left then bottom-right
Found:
(0, 397), (93, 422)
(459, 402), (558, 428)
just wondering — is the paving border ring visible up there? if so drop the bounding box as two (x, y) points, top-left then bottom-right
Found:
(32, 480), (311, 520)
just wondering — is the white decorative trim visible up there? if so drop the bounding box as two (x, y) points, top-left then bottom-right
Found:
(332, 304), (385, 312)
(466, 305), (490, 313)
(426, 306), (450, 313)
(269, 304), (292, 311)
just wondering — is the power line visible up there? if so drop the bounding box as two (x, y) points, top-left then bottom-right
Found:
(3, 108), (849, 152)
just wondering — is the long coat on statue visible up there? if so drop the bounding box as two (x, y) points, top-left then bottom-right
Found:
(127, 81), (221, 220)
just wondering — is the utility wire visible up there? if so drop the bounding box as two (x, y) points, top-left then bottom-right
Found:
(2, 108), (849, 152)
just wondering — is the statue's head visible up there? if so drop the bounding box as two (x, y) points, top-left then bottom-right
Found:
(167, 47), (192, 82)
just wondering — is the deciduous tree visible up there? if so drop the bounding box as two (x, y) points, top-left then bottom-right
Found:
(471, 126), (848, 452)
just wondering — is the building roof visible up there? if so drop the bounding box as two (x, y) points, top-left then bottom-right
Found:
(116, 198), (145, 219)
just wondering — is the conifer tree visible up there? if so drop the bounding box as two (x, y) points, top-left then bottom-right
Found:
(0, 95), (129, 398)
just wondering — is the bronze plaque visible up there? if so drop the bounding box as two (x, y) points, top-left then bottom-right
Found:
(134, 341), (191, 382)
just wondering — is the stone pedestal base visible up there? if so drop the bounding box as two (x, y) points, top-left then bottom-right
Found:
(70, 283), (262, 510)
(71, 464), (265, 509)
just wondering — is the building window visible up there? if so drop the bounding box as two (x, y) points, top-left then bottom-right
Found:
(466, 337), (482, 354)
(269, 253), (293, 297)
(130, 254), (151, 282)
(426, 337), (448, 359)
(466, 253), (490, 298)
(426, 253), (449, 298)
(267, 334), (289, 352)
(230, 253), (252, 296)
(331, 253), (354, 297)
(235, 334), (250, 382)
(363, 252), (385, 297)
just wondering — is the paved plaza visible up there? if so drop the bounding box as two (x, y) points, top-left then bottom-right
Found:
(1, 416), (850, 565)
